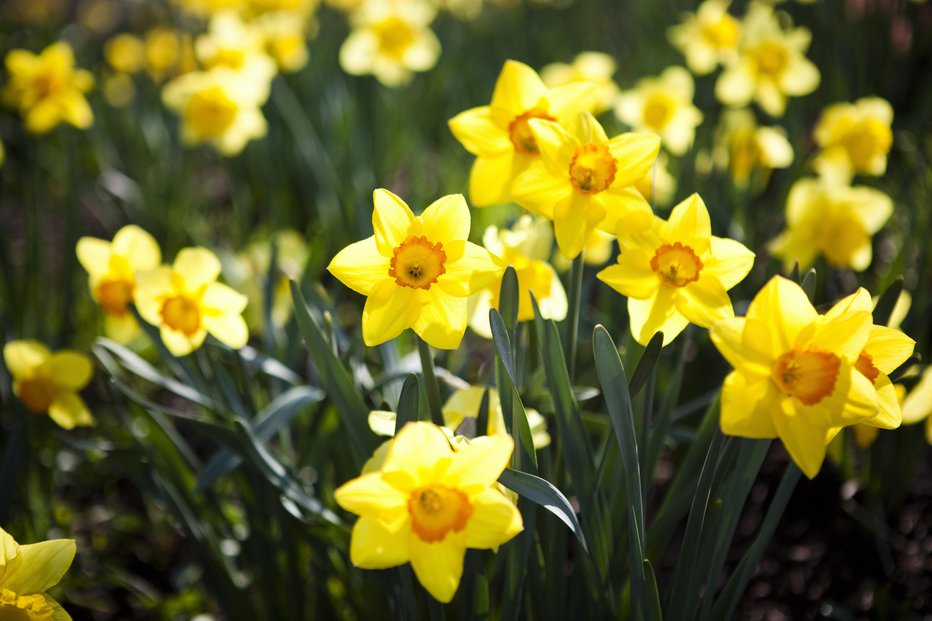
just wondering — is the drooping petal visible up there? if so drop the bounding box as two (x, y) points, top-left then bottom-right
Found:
(160, 325), (205, 357)
(413, 289), (468, 350)
(327, 237), (390, 296)
(174, 247), (221, 293)
(1, 537), (75, 593)
(46, 352), (93, 390)
(595, 248), (658, 300)
(675, 276), (734, 328)
(464, 488), (523, 549)
(448, 106), (510, 156)
(362, 280), (420, 347)
(421, 194), (471, 245)
(773, 400), (831, 479)
(862, 375), (902, 430)
(627, 286), (689, 346)
(445, 435), (513, 493)
(552, 195), (594, 260)
(3, 340), (51, 378)
(349, 516), (412, 569)
(103, 313), (139, 344)
(720, 371), (780, 438)
(373, 189), (416, 254)
(409, 533), (467, 604)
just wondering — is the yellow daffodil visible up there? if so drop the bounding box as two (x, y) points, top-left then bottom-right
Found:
(615, 66), (703, 156)
(540, 52), (620, 114)
(3, 340), (94, 429)
(448, 59), (596, 207)
(0, 526), (76, 620)
(467, 216), (566, 337)
(162, 68), (268, 155)
(255, 11), (312, 72)
(144, 28), (182, 83)
(710, 276), (882, 478)
(134, 247), (249, 356)
(196, 11), (278, 96)
(902, 367), (932, 444)
(76, 225), (162, 343)
(104, 34), (145, 75)
(716, 2), (819, 117)
(813, 97), (894, 183)
(512, 111), (659, 259)
(247, 0), (319, 14)
(597, 193), (754, 346)
(769, 177), (892, 272)
(328, 189), (500, 349)
(339, 0), (440, 87)
(668, 0), (741, 75)
(2, 42), (94, 134)
(102, 74), (136, 108)
(712, 108), (793, 186)
(334, 421), (523, 602)
(176, 0), (246, 17)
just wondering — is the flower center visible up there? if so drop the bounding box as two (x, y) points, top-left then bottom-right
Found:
(642, 93), (676, 131)
(703, 14), (740, 49)
(33, 72), (65, 99)
(15, 376), (56, 413)
(204, 48), (247, 71)
(160, 295), (202, 335)
(854, 350), (880, 384)
(569, 143), (617, 193)
(650, 242), (703, 287)
(0, 588), (55, 621)
(389, 235), (447, 289)
(753, 41), (788, 78)
(508, 108), (555, 155)
(408, 485), (473, 543)
(95, 278), (135, 315)
(373, 17), (416, 60)
(841, 120), (889, 170)
(772, 348), (841, 406)
(184, 86), (238, 138)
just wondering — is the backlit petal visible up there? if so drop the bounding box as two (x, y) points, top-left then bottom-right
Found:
(675, 276), (734, 328)
(111, 225), (161, 269)
(627, 286), (689, 346)
(445, 435), (513, 493)
(174, 247), (221, 292)
(511, 161), (573, 219)
(373, 189), (416, 254)
(48, 393), (94, 429)
(409, 533), (466, 603)
(3, 340), (51, 378)
(413, 289), (468, 350)
(745, 276), (817, 355)
(328, 237), (390, 296)
(203, 313), (249, 349)
(438, 242), (501, 297)
(705, 237), (755, 290)
(421, 194), (470, 245)
(469, 152), (517, 207)
(349, 516), (411, 569)
(720, 371), (780, 438)
(448, 106), (510, 156)
(663, 194), (711, 254)
(464, 488), (523, 549)
(47, 351), (93, 389)
(335, 472), (407, 519)
(863, 325), (914, 373)
(901, 367), (932, 425)
(710, 317), (772, 376)
(76, 237), (112, 279)
(1, 538), (75, 593)
(490, 60), (547, 114)
(596, 248), (658, 299)
(381, 422), (454, 492)
(607, 132), (661, 188)
(773, 400), (831, 479)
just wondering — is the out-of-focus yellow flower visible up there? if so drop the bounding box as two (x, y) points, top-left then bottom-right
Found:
(902, 367), (932, 444)
(634, 152), (676, 208)
(145, 28), (182, 83)
(196, 11), (278, 96)
(339, 0), (440, 87)
(598, 194), (754, 346)
(103, 73), (136, 107)
(668, 0), (741, 75)
(615, 66), (703, 156)
(813, 97), (894, 183)
(540, 52), (620, 114)
(710, 276), (882, 478)
(326, 0), (365, 11)
(134, 247), (250, 356)
(77, 225), (162, 343)
(873, 289), (911, 330)
(552, 229), (616, 272)
(716, 2), (819, 117)
(512, 112), (659, 258)
(162, 68), (268, 155)
(327, 189), (500, 349)
(255, 11), (312, 72)
(431, 0), (483, 20)
(2, 42), (94, 134)
(248, 0), (318, 14)
(0, 526), (76, 618)
(448, 59), (596, 207)
(105, 34), (146, 74)
(334, 422), (523, 603)
(712, 108), (793, 186)
(175, 0), (246, 17)
(769, 177), (892, 272)
(77, 0), (120, 35)
(467, 216), (566, 337)
(3, 340), (94, 429)
(6, 0), (69, 24)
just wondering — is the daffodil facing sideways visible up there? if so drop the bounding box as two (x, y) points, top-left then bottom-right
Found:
(76, 225), (162, 343)
(162, 67), (268, 156)
(614, 66), (704, 156)
(768, 177), (893, 272)
(715, 2), (819, 117)
(512, 112), (660, 259)
(467, 216), (567, 337)
(134, 247), (250, 356)
(339, 0), (440, 87)
(2, 42), (94, 134)
(334, 422), (523, 603)
(195, 11), (278, 97)
(710, 276), (886, 478)
(448, 59), (597, 207)
(328, 189), (500, 349)
(539, 51), (620, 114)
(667, 0), (741, 76)
(813, 97), (894, 183)
(0, 526), (76, 620)
(597, 193), (754, 346)
(901, 366), (932, 444)
(3, 341), (94, 429)
(712, 108), (793, 187)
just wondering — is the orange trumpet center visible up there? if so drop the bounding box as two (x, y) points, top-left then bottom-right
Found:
(772, 348), (841, 406)
(408, 485), (473, 543)
(389, 235), (447, 290)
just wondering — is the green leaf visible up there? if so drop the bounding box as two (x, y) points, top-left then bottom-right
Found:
(396, 373), (421, 430)
(499, 266), (519, 332)
(644, 559), (663, 621)
(873, 277), (904, 327)
(800, 268), (817, 301)
(499, 468), (587, 552)
(491, 309), (538, 471)
(629, 331), (664, 400)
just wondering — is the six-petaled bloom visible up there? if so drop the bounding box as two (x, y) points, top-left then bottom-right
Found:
(813, 97), (894, 183)
(334, 422), (523, 603)
(0, 526), (76, 620)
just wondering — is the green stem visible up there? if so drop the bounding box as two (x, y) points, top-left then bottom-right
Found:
(566, 251), (585, 382)
(417, 337), (444, 427)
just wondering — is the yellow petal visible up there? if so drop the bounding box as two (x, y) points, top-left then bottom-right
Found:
(362, 280), (420, 347)
(335, 472), (407, 520)
(864, 325), (914, 374)
(111, 225), (161, 270)
(674, 276), (734, 328)
(715, 63), (755, 107)
(572, 111), (609, 145)
(48, 393), (94, 429)
(47, 351), (93, 389)
(490, 60), (547, 114)
(1, 537), (75, 593)
(704, 237), (755, 290)
(596, 249), (658, 300)
(201, 282), (248, 316)
(511, 161), (573, 220)
(803, 310), (871, 361)
(627, 286), (689, 347)
(437, 242), (501, 297)
(598, 187), (654, 236)
(446, 435), (513, 493)
(745, 276), (817, 357)
(0, 527), (20, 567)
(381, 422), (454, 492)
(373, 189), (417, 254)
(349, 516), (412, 569)
(607, 132), (661, 188)
(174, 247), (221, 292)
(773, 400), (830, 479)
(368, 410), (398, 437)
(552, 195), (593, 260)
(469, 152), (517, 207)
(413, 288), (468, 350)
(720, 371), (780, 438)
(861, 376), (902, 430)
(203, 313), (249, 349)
(3, 340), (51, 378)
(409, 533), (466, 603)
(710, 317), (772, 376)
(47, 596), (72, 621)
(134, 266), (174, 326)
(527, 118), (576, 177)
(421, 194), (470, 245)
(902, 367), (932, 425)
(160, 325), (205, 357)
(76, 237), (112, 280)
(103, 313), (139, 344)
(464, 488), (523, 549)
(328, 237), (390, 296)
(448, 106), (510, 156)
(549, 81), (600, 123)
(663, 193), (711, 255)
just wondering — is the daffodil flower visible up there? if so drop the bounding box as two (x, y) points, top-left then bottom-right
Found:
(540, 52), (620, 114)
(710, 276), (882, 478)
(902, 367), (932, 444)
(668, 0), (741, 76)
(597, 193), (754, 346)
(327, 189), (500, 349)
(76, 225), (162, 343)
(813, 97), (894, 183)
(712, 108), (793, 187)
(3, 341), (94, 429)
(0, 526), (76, 620)
(334, 422), (523, 603)
(513, 112), (660, 259)
(448, 59), (597, 207)
(134, 247), (249, 356)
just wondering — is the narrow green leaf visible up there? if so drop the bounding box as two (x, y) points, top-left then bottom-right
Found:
(800, 268), (817, 301)
(644, 559), (663, 621)
(498, 468), (587, 551)
(490, 309), (517, 385)
(629, 331), (664, 400)
(499, 266), (519, 332)
(873, 277), (904, 327)
(396, 373), (421, 431)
